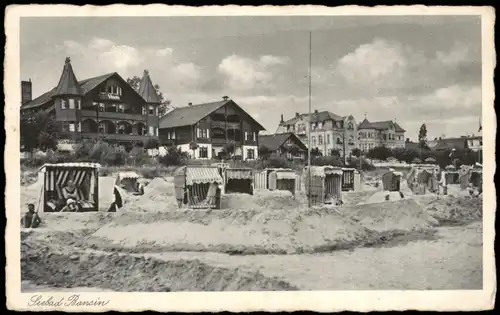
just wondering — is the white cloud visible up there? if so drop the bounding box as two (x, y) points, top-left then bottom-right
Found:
(64, 37), (145, 75)
(335, 38), (419, 91)
(218, 54), (289, 91)
(420, 85), (481, 110)
(436, 42), (471, 66)
(156, 47), (174, 57)
(169, 63), (203, 88)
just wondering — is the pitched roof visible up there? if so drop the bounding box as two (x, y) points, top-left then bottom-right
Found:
(159, 100), (266, 130)
(138, 69), (162, 104)
(282, 110), (344, 125)
(53, 57), (83, 96)
(21, 72), (116, 110)
(258, 133), (307, 151)
(358, 119), (406, 132)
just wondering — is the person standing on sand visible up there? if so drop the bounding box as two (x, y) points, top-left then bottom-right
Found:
(21, 203), (41, 228)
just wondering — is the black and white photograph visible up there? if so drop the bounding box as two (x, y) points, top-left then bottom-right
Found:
(5, 4), (495, 312)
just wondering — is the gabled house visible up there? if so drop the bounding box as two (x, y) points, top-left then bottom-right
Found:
(277, 110), (358, 156)
(158, 97), (265, 160)
(357, 118), (406, 151)
(258, 132), (308, 159)
(20, 58), (162, 145)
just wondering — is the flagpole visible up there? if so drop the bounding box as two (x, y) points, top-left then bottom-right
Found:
(307, 31), (312, 209)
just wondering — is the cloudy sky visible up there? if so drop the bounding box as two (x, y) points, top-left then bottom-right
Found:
(21, 16), (482, 140)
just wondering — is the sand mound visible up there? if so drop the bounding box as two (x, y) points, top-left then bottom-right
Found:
(337, 199), (439, 232)
(21, 179), (43, 208)
(125, 178), (178, 212)
(342, 190), (377, 206)
(89, 204), (430, 255)
(21, 238), (297, 291)
(424, 195), (482, 224)
(363, 191), (407, 204)
(222, 190), (307, 211)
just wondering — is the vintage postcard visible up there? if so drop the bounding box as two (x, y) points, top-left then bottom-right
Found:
(5, 4), (496, 312)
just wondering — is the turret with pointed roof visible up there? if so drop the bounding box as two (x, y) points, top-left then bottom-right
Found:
(53, 57), (83, 97)
(138, 69), (162, 104)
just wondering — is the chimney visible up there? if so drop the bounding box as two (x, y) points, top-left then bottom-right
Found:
(21, 79), (33, 104)
(188, 102), (193, 106)
(222, 96), (229, 101)
(280, 114), (284, 123)
(295, 112), (299, 118)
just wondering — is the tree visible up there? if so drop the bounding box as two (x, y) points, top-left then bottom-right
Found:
(224, 141), (236, 159)
(143, 137), (160, 150)
(391, 147), (406, 162)
(189, 141), (199, 159)
(329, 148), (341, 158)
(366, 146), (392, 161)
(20, 111), (60, 152)
(418, 123), (429, 149)
(258, 145), (271, 159)
(126, 76), (172, 116)
(351, 148), (361, 158)
(310, 147), (322, 158)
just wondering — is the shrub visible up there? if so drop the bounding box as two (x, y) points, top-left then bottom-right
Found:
(263, 154), (291, 169)
(139, 166), (163, 179)
(312, 156), (344, 167)
(345, 157), (376, 171)
(158, 146), (189, 166)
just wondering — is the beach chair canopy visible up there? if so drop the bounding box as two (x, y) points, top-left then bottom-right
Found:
(117, 171), (140, 180)
(273, 169), (296, 180)
(225, 168), (253, 180)
(175, 166), (223, 186)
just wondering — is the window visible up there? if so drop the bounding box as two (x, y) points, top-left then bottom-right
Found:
(98, 123), (105, 133)
(318, 135), (323, 145)
(68, 123), (75, 132)
(348, 122), (353, 130)
(171, 131), (176, 139)
(61, 99), (68, 109)
(245, 131), (248, 141)
(100, 86), (106, 93)
(149, 105), (155, 115)
(117, 104), (125, 113)
(107, 86), (112, 93)
(247, 149), (255, 160)
(312, 136), (316, 145)
(76, 99), (81, 109)
(155, 127), (159, 136)
(253, 132), (257, 141)
(68, 98), (75, 109)
(77, 122), (81, 132)
(327, 134), (330, 144)
(199, 147), (208, 158)
(117, 86), (122, 96)
(142, 106), (147, 115)
(149, 126), (154, 136)
(141, 125), (147, 136)
(197, 128), (208, 138)
(118, 125), (125, 134)
(318, 122), (323, 129)
(99, 103), (105, 112)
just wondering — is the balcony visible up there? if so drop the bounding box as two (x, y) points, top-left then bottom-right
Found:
(211, 138), (241, 146)
(81, 110), (147, 121)
(80, 132), (158, 142)
(211, 121), (241, 130)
